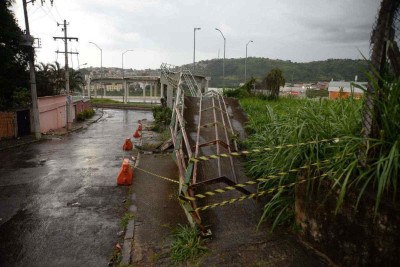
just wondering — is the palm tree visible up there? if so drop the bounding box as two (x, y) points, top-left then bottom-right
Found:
(35, 62), (55, 96)
(69, 68), (85, 93)
(265, 68), (285, 99)
(49, 61), (65, 94)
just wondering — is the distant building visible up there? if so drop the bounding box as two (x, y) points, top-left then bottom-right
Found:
(280, 83), (307, 97)
(328, 81), (367, 100)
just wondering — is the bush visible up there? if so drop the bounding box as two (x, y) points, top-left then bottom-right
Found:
(77, 108), (95, 121)
(152, 106), (172, 132)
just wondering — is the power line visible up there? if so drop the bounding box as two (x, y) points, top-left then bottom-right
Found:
(30, 5), (52, 22)
(44, 1), (58, 22)
(53, 2), (63, 21)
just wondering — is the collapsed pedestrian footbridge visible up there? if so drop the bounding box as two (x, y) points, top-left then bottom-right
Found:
(160, 63), (254, 234)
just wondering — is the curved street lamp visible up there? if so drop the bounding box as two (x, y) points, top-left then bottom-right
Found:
(215, 28), (226, 89)
(122, 49), (133, 103)
(245, 40), (253, 83)
(89, 41), (103, 97)
(193, 27), (201, 72)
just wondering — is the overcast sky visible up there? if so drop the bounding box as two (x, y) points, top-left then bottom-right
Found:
(12, 0), (380, 70)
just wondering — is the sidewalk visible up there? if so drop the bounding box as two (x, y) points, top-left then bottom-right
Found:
(130, 153), (186, 266)
(0, 109), (103, 151)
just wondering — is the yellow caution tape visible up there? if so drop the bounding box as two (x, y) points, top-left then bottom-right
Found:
(193, 173), (330, 212)
(189, 138), (341, 163)
(182, 159), (334, 201)
(134, 166), (180, 184)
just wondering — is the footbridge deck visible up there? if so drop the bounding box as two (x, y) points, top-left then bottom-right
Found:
(162, 63), (260, 234)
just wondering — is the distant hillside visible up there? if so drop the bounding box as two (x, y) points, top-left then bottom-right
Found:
(186, 58), (369, 87)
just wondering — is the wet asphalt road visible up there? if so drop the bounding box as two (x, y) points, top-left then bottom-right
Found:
(0, 109), (152, 267)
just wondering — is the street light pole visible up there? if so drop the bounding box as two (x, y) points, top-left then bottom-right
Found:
(193, 27), (201, 72)
(215, 28), (226, 89)
(89, 42), (102, 98)
(245, 40), (253, 83)
(122, 49), (133, 104)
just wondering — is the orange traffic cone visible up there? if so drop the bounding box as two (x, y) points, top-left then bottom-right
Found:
(122, 138), (133, 151)
(117, 158), (133, 186)
(133, 129), (141, 138)
(137, 123), (143, 131)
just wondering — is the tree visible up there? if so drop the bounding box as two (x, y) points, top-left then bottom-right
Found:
(265, 68), (285, 99)
(0, 0), (30, 109)
(50, 61), (65, 93)
(35, 61), (85, 96)
(36, 62), (56, 96)
(69, 69), (85, 93)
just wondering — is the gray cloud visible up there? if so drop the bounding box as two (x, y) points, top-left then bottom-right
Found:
(12, 0), (381, 68)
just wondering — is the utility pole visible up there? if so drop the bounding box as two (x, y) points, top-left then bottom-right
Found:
(22, 0), (41, 139)
(54, 20), (78, 130)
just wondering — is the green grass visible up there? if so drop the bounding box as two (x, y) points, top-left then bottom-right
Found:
(170, 225), (208, 264)
(240, 97), (362, 230)
(91, 98), (157, 107)
(239, 72), (400, 231)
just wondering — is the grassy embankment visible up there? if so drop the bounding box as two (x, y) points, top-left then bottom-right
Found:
(239, 80), (400, 230)
(91, 98), (158, 108)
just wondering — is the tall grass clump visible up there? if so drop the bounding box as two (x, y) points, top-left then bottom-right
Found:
(170, 225), (208, 264)
(240, 74), (400, 230)
(240, 97), (362, 230)
(331, 74), (400, 213)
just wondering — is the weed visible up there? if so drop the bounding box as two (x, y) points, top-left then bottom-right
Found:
(120, 213), (134, 229)
(170, 224), (208, 264)
(109, 246), (122, 266)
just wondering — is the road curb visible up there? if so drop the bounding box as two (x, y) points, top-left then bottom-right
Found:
(0, 139), (42, 151)
(120, 147), (141, 265)
(0, 110), (104, 152)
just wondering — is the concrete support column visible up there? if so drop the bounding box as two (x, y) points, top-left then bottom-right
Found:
(161, 83), (164, 98)
(155, 83), (159, 97)
(127, 83), (130, 102)
(123, 80), (127, 104)
(94, 83), (97, 98)
(88, 79), (91, 98)
(167, 84), (173, 108)
(205, 77), (210, 93)
(150, 84), (153, 97)
(143, 84), (145, 98)
(103, 84), (106, 97)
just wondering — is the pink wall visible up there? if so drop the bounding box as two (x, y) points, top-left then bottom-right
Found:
(38, 95), (66, 133)
(74, 100), (92, 114)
